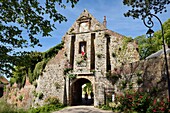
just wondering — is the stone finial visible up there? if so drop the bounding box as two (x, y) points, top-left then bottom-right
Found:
(103, 16), (107, 28)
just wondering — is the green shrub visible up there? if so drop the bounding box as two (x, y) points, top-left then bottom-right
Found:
(76, 59), (84, 65)
(32, 90), (38, 97)
(112, 52), (116, 57)
(43, 41), (64, 59)
(137, 78), (143, 85)
(54, 82), (61, 89)
(28, 104), (64, 113)
(128, 82), (133, 89)
(106, 70), (111, 77)
(33, 81), (38, 88)
(106, 70), (121, 81)
(0, 99), (15, 113)
(123, 37), (133, 43)
(136, 70), (143, 77)
(99, 104), (112, 110)
(114, 90), (170, 113)
(64, 67), (73, 75)
(28, 68), (34, 83)
(44, 96), (60, 105)
(146, 98), (170, 113)
(18, 95), (24, 101)
(10, 78), (16, 86)
(120, 81), (127, 89)
(115, 90), (151, 112)
(97, 53), (102, 58)
(10, 41), (64, 86)
(90, 69), (96, 74)
(33, 59), (48, 79)
(28, 96), (65, 113)
(0, 99), (27, 113)
(38, 92), (44, 99)
(68, 74), (76, 80)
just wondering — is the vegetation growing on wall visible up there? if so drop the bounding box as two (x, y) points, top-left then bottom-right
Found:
(10, 66), (27, 88)
(18, 95), (24, 101)
(54, 82), (61, 89)
(67, 74), (76, 80)
(38, 92), (44, 99)
(112, 36), (133, 66)
(10, 41), (64, 87)
(106, 67), (144, 91)
(33, 59), (49, 80)
(106, 70), (121, 85)
(117, 71), (144, 90)
(63, 67), (77, 80)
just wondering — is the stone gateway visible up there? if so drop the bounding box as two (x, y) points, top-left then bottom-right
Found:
(35, 9), (139, 106)
(7, 10), (139, 108)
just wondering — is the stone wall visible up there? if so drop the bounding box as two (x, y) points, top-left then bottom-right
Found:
(107, 30), (139, 69)
(111, 55), (170, 98)
(7, 77), (34, 109)
(35, 49), (67, 106)
(7, 55), (170, 108)
(6, 48), (68, 108)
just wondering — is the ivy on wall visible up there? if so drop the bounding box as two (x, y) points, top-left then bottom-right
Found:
(112, 36), (134, 65)
(10, 41), (64, 87)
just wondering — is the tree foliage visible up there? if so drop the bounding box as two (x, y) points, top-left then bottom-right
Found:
(155, 18), (170, 47)
(0, 0), (78, 77)
(10, 41), (64, 86)
(83, 82), (92, 94)
(123, 0), (170, 19)
(123, 1), (170, 59)
(134, 18), (170, 59)
(134, 35), (160, 59)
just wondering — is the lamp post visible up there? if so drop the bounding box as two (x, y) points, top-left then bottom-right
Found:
(143, 13), (170, 101)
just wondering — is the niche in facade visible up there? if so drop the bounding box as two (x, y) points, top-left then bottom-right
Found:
(79, 22), (89, 32)
(79, 41), (87, 56)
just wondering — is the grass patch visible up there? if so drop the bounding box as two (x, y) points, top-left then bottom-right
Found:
(28, 104), (65, 113)
(0, 98), (65, 113)
(0, 98), (27, 113)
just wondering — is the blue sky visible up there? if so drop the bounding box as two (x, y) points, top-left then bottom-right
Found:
(30, 0), (170, 52)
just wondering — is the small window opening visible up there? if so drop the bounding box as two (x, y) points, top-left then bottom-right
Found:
(79, 41), (86, 56)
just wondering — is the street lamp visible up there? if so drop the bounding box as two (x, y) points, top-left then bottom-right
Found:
(143, 13), (170, 101)
(146, 28), (154, 38)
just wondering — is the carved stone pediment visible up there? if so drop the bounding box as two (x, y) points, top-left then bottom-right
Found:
(77, 15), (91, 23)
(77, 15), (91, 32)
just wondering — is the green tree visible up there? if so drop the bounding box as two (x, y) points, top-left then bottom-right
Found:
(0, 0), (78, 77)
(134, 18), (170, 59)
(123, 0), (170, 19)
(155, 19), (170, 47)
(123, 0), (170, 59)
(134, 35), (160, 59)
(10, 51), (43, 86)
(83, 82), (92, 94)
(10, 42), (63, 86)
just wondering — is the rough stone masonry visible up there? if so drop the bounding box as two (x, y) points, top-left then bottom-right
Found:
(7, 9), (139, 108)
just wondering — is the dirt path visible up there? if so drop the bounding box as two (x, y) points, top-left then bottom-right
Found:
(53, 106), (113, 113)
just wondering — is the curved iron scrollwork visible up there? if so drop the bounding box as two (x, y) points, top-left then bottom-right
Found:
(143, 14), (154, 29)
(143, 13), (164, 33)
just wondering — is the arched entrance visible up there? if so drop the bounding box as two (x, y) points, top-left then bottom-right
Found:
(70, 78), (94, 105)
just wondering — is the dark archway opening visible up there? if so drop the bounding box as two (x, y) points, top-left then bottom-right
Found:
(71, 78), (94, 106)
